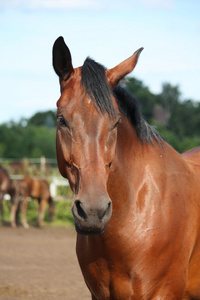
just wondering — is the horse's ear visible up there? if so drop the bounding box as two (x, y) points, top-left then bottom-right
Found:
(106, 47), (144, 89)
(53, 36), (74, 81)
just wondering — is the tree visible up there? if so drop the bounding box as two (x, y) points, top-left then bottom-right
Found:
(0, 122), (56, 158)
(158, 83), (181, 116)
(123, 78), (200, 152)
(124, 77), (158, 122)
(28, 110), (56, 128)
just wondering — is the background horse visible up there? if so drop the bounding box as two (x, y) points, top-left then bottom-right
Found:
(53, 36), (200, 299)
(11, 177), (54, 228)
(0, 165), (12, 224)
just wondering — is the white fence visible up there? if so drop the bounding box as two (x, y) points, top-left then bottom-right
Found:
(49, 177), (69, 198)
(9, 175), (69, 198)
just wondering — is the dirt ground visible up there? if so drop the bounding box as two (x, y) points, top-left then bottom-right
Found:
(0, 226), (91, 300)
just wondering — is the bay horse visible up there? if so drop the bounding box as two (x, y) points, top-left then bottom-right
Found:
(0, 165), (12, 224)
(10, 177), (54, 228)
(53, 36), (200, 299)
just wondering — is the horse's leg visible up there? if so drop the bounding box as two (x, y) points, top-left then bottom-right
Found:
(10, 198), (21, 228)
(48, 197), (54, 222)
(38, 198), (47, 228)
(20, 196), (29, 229)
(10, 203), (17, 228)
(16, 201), (21, 225)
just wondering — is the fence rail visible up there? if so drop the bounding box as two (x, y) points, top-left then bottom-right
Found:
(49, 177), (69, 198)
(0, 157), (57, 164)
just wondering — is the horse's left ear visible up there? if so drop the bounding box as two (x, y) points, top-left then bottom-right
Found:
(52, 36), (74, 81)
(106, 47), (144, 89)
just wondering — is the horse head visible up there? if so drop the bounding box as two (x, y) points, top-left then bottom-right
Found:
(53, 37), (143, 234)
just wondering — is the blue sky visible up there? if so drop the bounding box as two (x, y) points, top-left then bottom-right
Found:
(0, 0), (199, 123)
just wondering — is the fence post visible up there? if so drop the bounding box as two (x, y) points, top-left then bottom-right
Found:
(40, 156), (46, 173)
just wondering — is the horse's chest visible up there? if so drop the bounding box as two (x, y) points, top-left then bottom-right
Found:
(84, 263), (133, 299)
(78, 249), (135, 299)
(77, 235), (143, 299)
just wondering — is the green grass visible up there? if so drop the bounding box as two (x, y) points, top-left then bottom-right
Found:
(2, 198), (74, 228)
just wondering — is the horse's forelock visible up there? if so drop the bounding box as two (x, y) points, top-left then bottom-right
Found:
(81, 58), (117, 117)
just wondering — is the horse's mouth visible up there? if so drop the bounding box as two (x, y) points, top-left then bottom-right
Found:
(75, 223), (105, 235)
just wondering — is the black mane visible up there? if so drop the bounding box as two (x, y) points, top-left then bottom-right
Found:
(81, 57), (162, 145)
(81, 58), (117, 117)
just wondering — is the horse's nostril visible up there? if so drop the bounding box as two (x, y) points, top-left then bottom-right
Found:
(98, 201), (112, 220)
(75, 200), (87, 220)
(106, 201), (112, 216)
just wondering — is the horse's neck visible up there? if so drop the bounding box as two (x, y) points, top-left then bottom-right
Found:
(114, 118), (154, 177)
(108, 120), (182, 222)
(113, 118), (191, 201)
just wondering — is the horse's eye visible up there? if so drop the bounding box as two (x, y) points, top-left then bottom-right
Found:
(113, 119), (121, 129)
(57, 116), (69, 128)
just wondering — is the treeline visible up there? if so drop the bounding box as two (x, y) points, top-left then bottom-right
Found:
(125, 78), (200, 152)
(0, 78), (199, 159)
(0, 111), (56, 158)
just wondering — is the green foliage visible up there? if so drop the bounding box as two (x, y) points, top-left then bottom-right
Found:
(55, 200), (74, 224)
(124, 78), (200, 152)
(0, 123), (56, 158)
(156, 125), (200, 153)
(28, 110), (56, 128)
(25, 200), (38, 223)
(57, 185), (73, 198)
(125, 77), (158, 122)
(2, 199), (74, 228)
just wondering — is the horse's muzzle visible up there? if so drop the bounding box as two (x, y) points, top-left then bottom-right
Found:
(72, 197), (112, 235)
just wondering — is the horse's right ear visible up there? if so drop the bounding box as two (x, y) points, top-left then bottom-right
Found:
(52, 36), (74, 81)
(106, 47), (143, 89)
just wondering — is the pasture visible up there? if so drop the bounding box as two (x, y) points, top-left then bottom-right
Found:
(2, 198), (73, 228)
